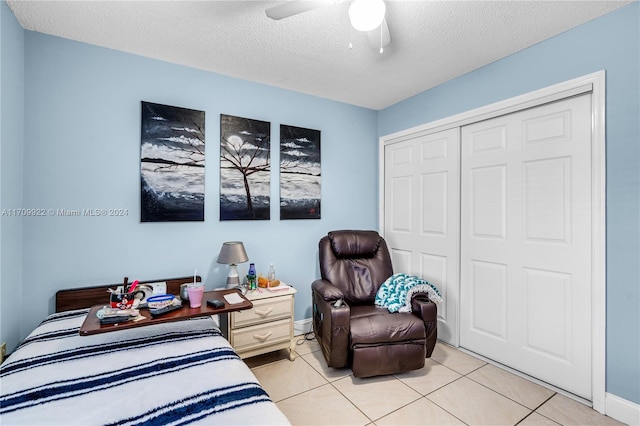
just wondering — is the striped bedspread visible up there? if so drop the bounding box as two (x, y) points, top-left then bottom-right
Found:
(0, 309), (290, 425)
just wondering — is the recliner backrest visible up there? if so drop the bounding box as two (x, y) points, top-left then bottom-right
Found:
(318, 230), (393, 305)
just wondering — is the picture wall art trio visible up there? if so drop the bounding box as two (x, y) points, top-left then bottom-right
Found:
(140, 101), (321, 222)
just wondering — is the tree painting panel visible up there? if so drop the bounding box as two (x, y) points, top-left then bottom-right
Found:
(140, 102), (205, 222)
(220, 114), (271, 220)
(280, 125), (321, 219)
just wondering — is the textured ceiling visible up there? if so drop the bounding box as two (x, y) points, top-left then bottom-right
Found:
(7, 0), (633, 110)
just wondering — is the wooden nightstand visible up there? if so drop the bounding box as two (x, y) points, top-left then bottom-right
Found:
(221, 285), (297, 361)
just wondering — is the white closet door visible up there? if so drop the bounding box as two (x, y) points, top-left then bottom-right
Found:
(460, 94), (592, 399)
(384, 128), (460, 344)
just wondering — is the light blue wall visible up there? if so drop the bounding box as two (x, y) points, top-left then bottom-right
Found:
(3, 0), (638, 407)
(0, 0), (24, 353)
(19, 31), (378, 344)
(378, 2), (640, 405)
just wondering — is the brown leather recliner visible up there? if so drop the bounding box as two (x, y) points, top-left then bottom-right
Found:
(311, 230), (438, 378)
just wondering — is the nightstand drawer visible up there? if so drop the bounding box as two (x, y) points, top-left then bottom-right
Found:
(230, 318), (291, 352)
(231, 295), (292, 328)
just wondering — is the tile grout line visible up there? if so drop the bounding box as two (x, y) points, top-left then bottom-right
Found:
(427, 352), (537, 425)
(314, 357), (426, 424)
(519, 393), (562, 425)
(422, 375), (474, 425)
(285, 341), (604, 426)
(461, 367), (540, 416)
(272, 347), (334, 404)
(279, 341), (538, 425)
(327, 376), (373, 424)
(300, 344), (472, 424)
(434, 346), (564, 424)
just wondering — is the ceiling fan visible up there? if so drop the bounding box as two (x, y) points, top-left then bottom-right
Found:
(265, 0), (392, 52)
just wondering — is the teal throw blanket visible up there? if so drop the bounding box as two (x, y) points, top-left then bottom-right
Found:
(375, 273), (443, 313)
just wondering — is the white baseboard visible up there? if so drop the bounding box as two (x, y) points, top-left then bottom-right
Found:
(294, 318), (312, 336)
(606, 392), (640, 425)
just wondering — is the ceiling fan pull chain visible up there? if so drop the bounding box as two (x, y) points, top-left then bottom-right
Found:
(349, 23), (353, 50)
(379, 17), (385, 54)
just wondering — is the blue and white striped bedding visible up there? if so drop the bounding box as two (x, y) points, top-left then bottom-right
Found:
(0, 309), (290, 425)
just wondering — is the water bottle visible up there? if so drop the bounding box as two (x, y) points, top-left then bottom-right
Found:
(248, 263), (257, 290)
(268, 263), (276, 287)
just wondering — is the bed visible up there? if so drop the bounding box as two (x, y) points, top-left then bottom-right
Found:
(0, 277), (291, 425)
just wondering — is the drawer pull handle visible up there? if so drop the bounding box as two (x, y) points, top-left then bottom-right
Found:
(255, 308), (274, 317)
(254, 332), (272, 341)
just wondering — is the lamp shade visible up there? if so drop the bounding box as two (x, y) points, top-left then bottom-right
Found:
(348, 0), (386, 32)
(217, 241), (249, 265)
(218, 241), (249, 288)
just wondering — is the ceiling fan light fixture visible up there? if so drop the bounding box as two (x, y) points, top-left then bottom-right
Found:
(348, 0), (386, 32)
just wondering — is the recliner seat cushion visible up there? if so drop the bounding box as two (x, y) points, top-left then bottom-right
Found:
(350, 309), (425, 347)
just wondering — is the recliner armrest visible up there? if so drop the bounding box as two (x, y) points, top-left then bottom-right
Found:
(311, 279), (345, 301)
(312, 281), (350, 368)
(411, 294), (438, 357)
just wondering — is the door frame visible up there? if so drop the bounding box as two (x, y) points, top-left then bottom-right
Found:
(379, 70), (606, 412)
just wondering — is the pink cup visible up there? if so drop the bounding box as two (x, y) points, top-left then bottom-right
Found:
(187, 285), (204, 308)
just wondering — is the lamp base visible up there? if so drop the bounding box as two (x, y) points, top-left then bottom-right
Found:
(226, 264), (241, 289)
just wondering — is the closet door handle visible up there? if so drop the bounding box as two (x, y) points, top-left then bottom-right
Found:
(254, 332), (272, 341)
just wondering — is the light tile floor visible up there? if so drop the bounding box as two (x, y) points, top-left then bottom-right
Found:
(247, 337), (625, 426)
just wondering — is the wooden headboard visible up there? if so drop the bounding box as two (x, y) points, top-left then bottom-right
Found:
(55, 276), (202, 312)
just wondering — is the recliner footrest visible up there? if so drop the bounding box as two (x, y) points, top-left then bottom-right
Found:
(351, 342), (426, 378)
(349, 311), (426, 377)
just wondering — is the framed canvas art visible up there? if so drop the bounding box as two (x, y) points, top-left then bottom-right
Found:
(280, 124), (321, 219)
(220, 114), (271, 220)
(140, 101), (205, 222)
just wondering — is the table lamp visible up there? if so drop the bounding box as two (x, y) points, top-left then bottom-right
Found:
(217, 241), (249, 289)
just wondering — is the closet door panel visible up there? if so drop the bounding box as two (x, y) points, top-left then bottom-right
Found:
(384, 128), (460, 344)
(460, 94), (592, 399)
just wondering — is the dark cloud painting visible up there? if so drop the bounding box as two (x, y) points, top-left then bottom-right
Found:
(140, 101), (205, 222)
(280, 125), (321, 219)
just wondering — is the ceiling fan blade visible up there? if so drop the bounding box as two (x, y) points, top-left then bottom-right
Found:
(266, 0), (335, 20)
(367, 19), (391, 50)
